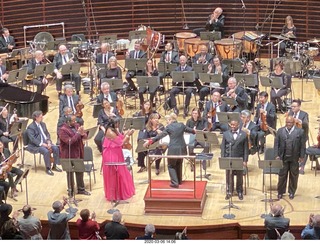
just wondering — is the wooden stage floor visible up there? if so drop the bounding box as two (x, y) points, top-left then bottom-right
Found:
(6, 58), (320, 233)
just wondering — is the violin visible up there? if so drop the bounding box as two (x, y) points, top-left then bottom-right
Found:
(75, 103), (84, 118)
(0, 149), (20, 180)
(207, 102), (220, 131)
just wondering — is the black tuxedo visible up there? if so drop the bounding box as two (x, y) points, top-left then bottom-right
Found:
(95, 51), (115, 64)
(159, 50), (179, 64)
(275, 126), (306, 196)
(203, 100), (229, 132)
(0, 115), (17, 151)
(221, 129), (249, 193)
(96, 91), (117, 106)
(59, 94), (80, 117)
(26, 58), (48, 93)
(224, 86), (248, 112)
(125, 50), (147, 91)
(288, 109), (309, 139)
(205, 14), (225, 37)
(192, 53), (213, 64)
(53, 52), (81, 92)
(0, 35), (15, 53)
(264, 215), (290, 240)
(152, 121), (194, 186)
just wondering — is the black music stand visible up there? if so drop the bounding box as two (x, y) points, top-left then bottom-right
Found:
(102, 78), (124, 92)
(221, 96), (238, 108)
(217, 112), (240, 125)
(85, 126), (98, 146)
(222, 59), (244, 75)
(125, 58), (147, 71)
(129, 30), (147, 41)
(157, 62), (177, 91)
(136, 76), (160, 93)
(260, 76), (273, 91)
(198, 73), (223, 91)
(16, 168), (30, 204)
(172, 71), (196, 108)
(7, 68), (27, 87)
(313, 77), (320, 93)
(219, 157), (243, 219)
(268, 76), (284, 89)
(258, 159), (283, 204)
(99, 34), (117, 44)
(60, 63), (81, 89)
(192, 64), (209, 74)
(234, 73), (256, 87)
(200, 31), (221, 42)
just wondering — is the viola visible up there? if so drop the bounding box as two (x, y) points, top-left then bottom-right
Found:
(0, 149), (20, 180)
(116, 93), (125, 117)
(260, 109), (268, 132)
(75, 103), (84, 118)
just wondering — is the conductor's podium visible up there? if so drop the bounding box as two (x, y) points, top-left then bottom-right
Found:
(144, 154), (212, 216)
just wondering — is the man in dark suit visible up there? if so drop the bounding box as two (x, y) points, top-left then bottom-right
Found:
(169, 55), (196, 118)
(144, 113), (195, 188)
(0, 58), (8, 83)
(221, 119), (248, 200)
(223, 77), (248, 112)
(192, 45), (213, 65)
(275, 115), (306, 200)
(59, 84), (81, 117)
(96, 82), (117, 106)
(53, 44), (81, 95)
(198, 56), (229, 110)
(26, 50), (48, 94)
(95, 43), (115, 79)
(254, 91), (277, 154)
(264, 203), (290, 240)
(0, 28), (15, 54)
(104, 210), (129, 240)
(203, 91), (229, 132)
(26, 110), (61, 176)
(240, 109), (259, 155)
(125, 42), (147, 91)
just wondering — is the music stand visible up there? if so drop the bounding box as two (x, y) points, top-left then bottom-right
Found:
(136, 76), (160, 96)
(217, 112), (240, 125)
(260, 76), (273, 90)
(269, 76), (284, 89)
(125, 58), (147, 71)
(192, 64), (209, 74)
(129, 30), (147, 41)
(234, 74), (256, 87)
(157, 62), (178, 74)
(102, 78), (124, 92)
(221, 96), (238, 108)
(258, 160), (283, 203)
(198, 73), (223, 90)
(16, 168), (30, 204)
(99, 34), (117, 43)
(313, 77), (320, 91)
(219, 157), (244, 219)
(60, 63), (81, 84)
(7, 70), (19, 84)
(200, 31), (221, 41)
(84, 126), (98, 146)
(222, 59), (244, 75)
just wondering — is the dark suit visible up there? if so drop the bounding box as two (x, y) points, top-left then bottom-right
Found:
(0, 65), (6, 82)
(224, 86), (248, 112)
(95, 51), (115, 64)
(169, 65), (196, 110)
(270, 72), (291, 111)
(26, 121), (60, 169)
(221, 129), (249, 194)
(288, 109), (309, 140)
(26, 58), (48, 93)
(203, 100), (229, 132)
(0, 115), (18, 151)
(59, 94), (80, 117)
(264, 215), (290, 240)
(205, 14), (225, 37)
(104, 221), (129, 240)
(151, 121), (194, 186)
(241, 121), (259, 154)
(274, 126), (306, 196)
(159, 50), (180, 64)
(0, 35), (15, 53)
(192, 53), (213, 64)
(96, 91), (117, 106)
(125, 50), (147, 90)
(53, 52), (81, 92)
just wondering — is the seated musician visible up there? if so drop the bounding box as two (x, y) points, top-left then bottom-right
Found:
(95, 43), (115, 69)
(125, 42), (147, 91)
(240, 109), (259, 155)
(169, 55), (197, 118)
(94, 98), (120, 153)
(242, 60), (259, 111)
(26, 50), (49, 94)
(254, 91), (276, 154)
(300, 128), (320, 175)
(280, 16), (297, 57)
(198, 56), (229, 111)
(192, 45), (213, 65)
(0, 28), (15, 54)
(0, 58), (8, 83)
(0, 106), (18, 152)
(0, 141), (23, 199)
(26, 110), (61, 176)
(138, 59), (159, 108)
(203, 91), (229, 132)
(53, 44), (81, 96)
(223, 77), (248, 112)
(96, 82), (117, 107)
(59, 84), (82, 118)
(270, 60), (291, 113)
(104, 56), (123, 89)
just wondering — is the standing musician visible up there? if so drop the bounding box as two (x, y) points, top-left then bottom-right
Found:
(169, 55), (197, 118)
(26, 111), (61, 176)
(0, 106), (18, 152)
(198, 56), (229, 111)
(275, 115), (306, 200)
(59, 84), (82, 118)
(242, 60), (259, 111)
(53, 44), (81, 96)
(270, 60), (291, 113)
(0, 58), (8, 83)
(280, 16), (297, 57)
(26, 50), (49, 94)
(0, 141), (23, 199)
(94, 98), (120, 153)
(138, 59), (159, 108)
(203, 91), (229, 132)
(143, 113), (195, 188)
(223, 77), (248, 112)
(240, 109), (259, 155)
(125, 42), (147, 91)
(221, 119), (248, 201)
(254, 91), (276, 154)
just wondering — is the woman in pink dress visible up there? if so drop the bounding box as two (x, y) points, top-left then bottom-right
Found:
(102, 117), (135, 202)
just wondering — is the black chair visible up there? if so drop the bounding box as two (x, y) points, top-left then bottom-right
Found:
(21, 131), (41, 172)
(83, 146), (96, 191)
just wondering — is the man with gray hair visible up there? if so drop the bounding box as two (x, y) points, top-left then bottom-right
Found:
(301, 213), (320, 239)
(104, 210), (129, 240)
(223, 76), (248, 112)
(264, 203), (290, 239)
(240, 109), (259, 154)
(135, 224), (156, 240)
(17, 205), (43, 239)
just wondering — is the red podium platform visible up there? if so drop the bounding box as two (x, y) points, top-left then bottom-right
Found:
(144, 180), (207, 216)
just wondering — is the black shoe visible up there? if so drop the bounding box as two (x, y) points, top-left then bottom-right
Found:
(259, 146), (264, 154)
(289, 193), (294, 199)
(183, 107), (189, 117)
(169, 183), (179, 188)
(78, 190), (91, 195)
(238, 192), (243, 200)
(52, 165), (62, 172)
(173, 107), (179, 115)
(46, 169), (54, 176)
(277, 194), (283, 199)
(225, 194), (231, 200)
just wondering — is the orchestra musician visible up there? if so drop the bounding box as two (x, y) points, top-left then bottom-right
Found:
(104, 56), (123, 87)
(242, 60), (259, 111)
(0, 141), (23, 199)
(95, 43), (115, 68)
(125, 42), (147, 91)
(96, 82), (117, 107)
(240, 109), (259, 155)
(0, 58), (8, 82)
(192, 45), (213, 65)
(275, 116), (306, 200)
(59, 84), (82, 118)
(203, 91), (229, 132)
(0, 28), (15, 54)
(269, 60), (292, 113)
(254, 91), (276, 154)
(221, 119), (248, 201)
(138, 59), (159, 108)
(198, 56), (229, 110)
(0, 106), (18, 152)
(280, 16), (297, 57)
(223, 77), (248, 112)
(53, 44), (81, 96)
(169, 55), (197, 118)
(26, 50), (49, 94)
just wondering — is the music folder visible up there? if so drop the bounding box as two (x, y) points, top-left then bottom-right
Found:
(260, 76), (273, 88)
(234, 73), (256, 87)
(269, 76), (284, 89)
(217, 112), (240, 124)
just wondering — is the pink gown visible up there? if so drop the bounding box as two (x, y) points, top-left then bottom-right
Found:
(102, 134), (135, 201)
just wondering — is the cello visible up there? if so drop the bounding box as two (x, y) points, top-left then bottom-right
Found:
(260, 111), (268, 132)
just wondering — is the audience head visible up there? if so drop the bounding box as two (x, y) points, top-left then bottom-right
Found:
(281, 231), (295, 240)
(80, 209), (90, 222)
(112, 210), (122, 223)
(22, 204), (32, 218)
(248, 234), (260, 240)
(311, 214), (320, 228)
(270, 203), (285, 217)
(145, 224), (156, 236)
(52, 200), (63, 213)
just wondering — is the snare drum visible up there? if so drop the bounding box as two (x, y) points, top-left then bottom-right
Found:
(175, 32), (197, 52)
(299, 42), (310, 54)
(308, 47), (319, 57)
(214, 39), (242, 59)
(184, 38), (209, 57)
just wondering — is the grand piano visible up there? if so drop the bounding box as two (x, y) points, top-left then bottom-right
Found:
(0, 83), (49, 118)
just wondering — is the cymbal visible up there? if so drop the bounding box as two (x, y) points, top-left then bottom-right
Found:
(68, 41), (82, 45)
(307, 37), (320, 43)
(270, 34), (288, 40)
(283, 33), (296, 39)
